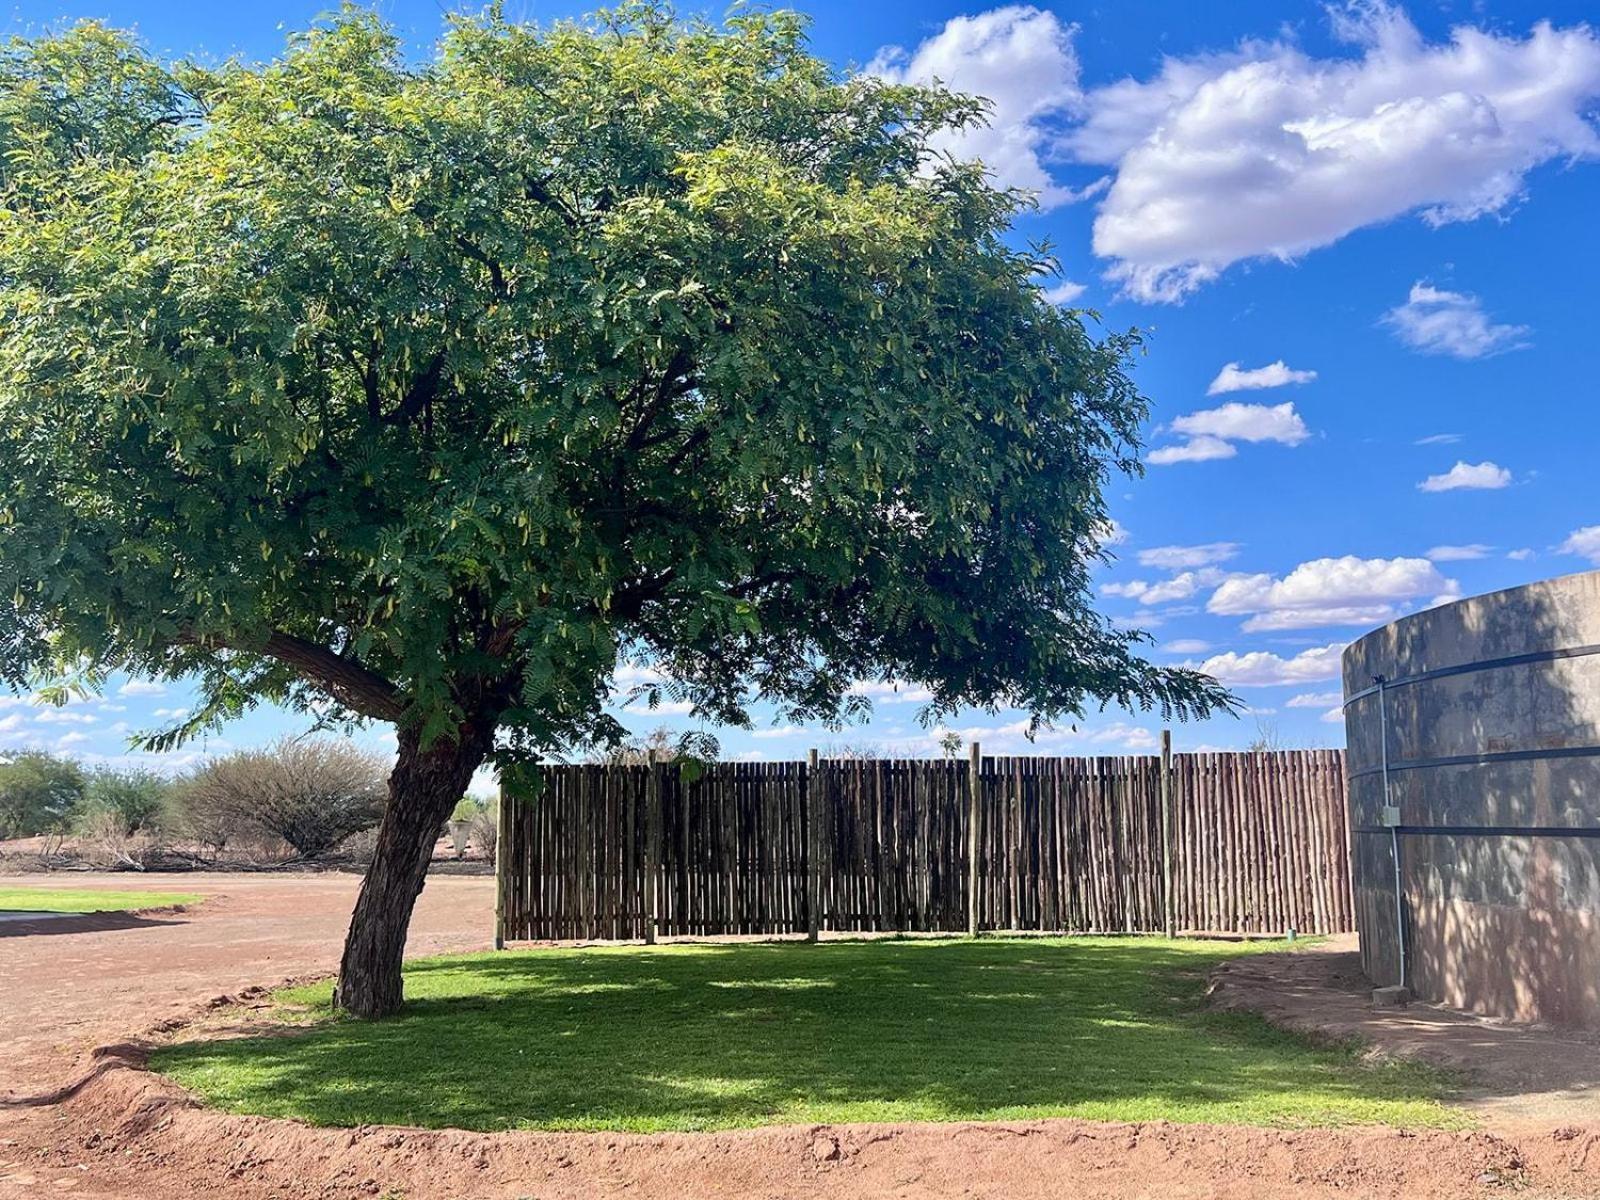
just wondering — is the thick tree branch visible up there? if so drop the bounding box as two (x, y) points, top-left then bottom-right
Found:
(381, 351), (447, 428)
(177, 629), (407, 722)
(622, 347), (695, 456)
(452, 233), (507, 297)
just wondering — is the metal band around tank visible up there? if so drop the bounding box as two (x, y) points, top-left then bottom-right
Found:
(1346, 743), (1600, 780)
(1354, 823), (1600, 838)
(1342, 642), (1600, 707)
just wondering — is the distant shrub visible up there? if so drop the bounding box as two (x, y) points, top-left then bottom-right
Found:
(164, 776), (246, 857)
(77, 768), (170, 837)
(177, 738), (388, 859)
(0, 749), (85, 838)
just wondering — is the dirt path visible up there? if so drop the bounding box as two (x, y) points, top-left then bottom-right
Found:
(0, 872), (494, 1095)
(5, 876), (1600, 1199)
(1209, 937), (1600, 1127)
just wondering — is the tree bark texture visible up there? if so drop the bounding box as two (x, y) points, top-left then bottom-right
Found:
(334, 721), (494, 1018)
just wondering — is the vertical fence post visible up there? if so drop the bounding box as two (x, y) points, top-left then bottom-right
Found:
(645, 753), (661, 946)
(967, 740), (981, 937)
(493, 785), (510, 950)
(1160, 730), (1175, 939)
(807, 748), (821, 942)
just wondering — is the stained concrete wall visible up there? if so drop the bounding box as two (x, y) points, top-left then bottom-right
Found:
(1342, 570), (1600, 1026)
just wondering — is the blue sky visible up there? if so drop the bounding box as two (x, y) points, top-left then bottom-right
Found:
(3, 0), (1599, 780)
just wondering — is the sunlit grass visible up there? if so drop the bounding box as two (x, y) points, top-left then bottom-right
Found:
(0, 886), (200, 913)
(153, 937), (1464, 1133)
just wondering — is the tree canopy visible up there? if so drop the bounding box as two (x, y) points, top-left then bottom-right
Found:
(0, 5), (1226, 763)
(0, 4), (1231, 1014)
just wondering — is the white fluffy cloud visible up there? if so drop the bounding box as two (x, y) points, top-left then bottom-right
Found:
(1426, 544), (1493, 561)
(32, 709), (96, 725)
(621, 699), (693, 716)
(613, 662), (664, 686)
(1196, 643), (1345, 687)
(1207, 361), (1317, 395)
(1384, 283), (1530, 358)
(1417, 460), (1512, 492)
(1067, 5), (1600, 301)
(1560, 526), (1600, 563)
(117, 680), (166, 697)
(1138, 542), (1239, 570)
(1043, 279), (1087, 305)
(1097, 517), (1129, 547)
(1104, 567), (1232, 605)
(1208, 555), (1452, 631)
(868, 6), (1083, 206)
(1162, 638), (1212, 654)
(1172, 402), (1310, 444)
(1150, 402), (1309, 466)
(848, 680), (934, 704)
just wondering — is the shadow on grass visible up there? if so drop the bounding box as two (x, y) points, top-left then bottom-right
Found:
(152, 939), (1457, 1132)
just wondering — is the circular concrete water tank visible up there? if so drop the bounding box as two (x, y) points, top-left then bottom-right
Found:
(1342, 569), (1600, 1026)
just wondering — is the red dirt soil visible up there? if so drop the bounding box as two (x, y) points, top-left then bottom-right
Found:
(4, 873), (1600, 1199)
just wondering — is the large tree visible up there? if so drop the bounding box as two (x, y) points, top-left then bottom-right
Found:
(0, 6), (1230, 1016)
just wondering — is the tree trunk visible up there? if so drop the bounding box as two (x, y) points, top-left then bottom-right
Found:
(334, 722), (493, 1018)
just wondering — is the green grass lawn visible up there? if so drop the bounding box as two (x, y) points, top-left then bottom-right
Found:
(152, 937), (1462, 1133)
(0, 886), (200, 913)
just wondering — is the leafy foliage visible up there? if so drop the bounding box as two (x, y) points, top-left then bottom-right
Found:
(0, 749), (85, 837)
(0, 6), (1230, 772)
(78, 767), (170, 835)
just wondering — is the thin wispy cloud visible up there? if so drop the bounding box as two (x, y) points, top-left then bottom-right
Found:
(1426, 544), (1494, 561)
(1385, 283), (1530, 359)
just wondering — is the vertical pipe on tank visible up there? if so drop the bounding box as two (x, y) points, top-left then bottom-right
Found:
(1377, 675), (1407, 990)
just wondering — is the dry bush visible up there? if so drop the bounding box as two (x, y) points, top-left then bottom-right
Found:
(75, 805), (163, 869)
(335, 825), (382, 864)
(176, 738), (389, 860)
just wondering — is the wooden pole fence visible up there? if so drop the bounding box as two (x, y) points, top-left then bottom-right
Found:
(494, 745), (1353, 943)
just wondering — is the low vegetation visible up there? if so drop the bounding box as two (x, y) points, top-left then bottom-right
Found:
(153, 938), (1461, 1133)
(0, 738), (406, 867)
(0, 885), (199, 912)
(179, 739), (388, 859)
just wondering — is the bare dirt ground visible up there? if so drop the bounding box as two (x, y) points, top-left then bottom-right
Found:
(5, 878), (1600, 1200)
(1211, 937), (1600, 1127)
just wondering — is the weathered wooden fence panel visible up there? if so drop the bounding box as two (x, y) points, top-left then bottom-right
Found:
(498, 749), (1352, 941)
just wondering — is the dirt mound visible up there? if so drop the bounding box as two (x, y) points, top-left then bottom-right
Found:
(4, 1041), (1600, 1200)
